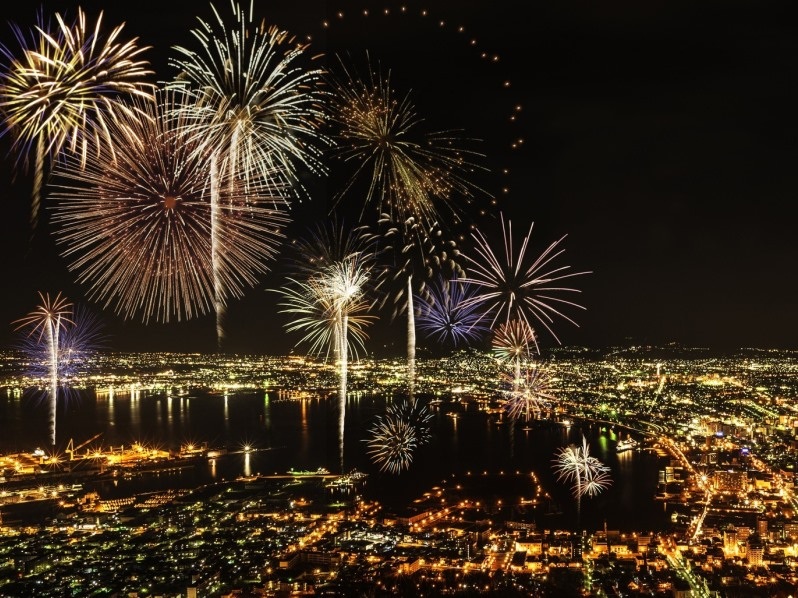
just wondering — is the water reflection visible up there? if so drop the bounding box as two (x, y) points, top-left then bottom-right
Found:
(2, 389), (670, 532)
(262, 393), (271, 430)
(243, 451), (251, 477)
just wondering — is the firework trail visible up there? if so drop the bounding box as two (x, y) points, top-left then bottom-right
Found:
(0, 7), (153, 231)
(492, 318), (537, 392)
(329, 54), (485, 398)
(502, 365), (556, 423)
(280, 222), (379, 469)
(171, 1), (328, 348)
(276, 249), (375, 471)
(369, 215), (463, 398)
(13, 292), (73, 447)
(50, 89), (289, 325)
(461, 213), (589, 351)
(322, 258), (372, 472)
(19, 303), (105, 404)
(365, 412), (418, 474)
(415, 276), (489, 348)
(552, 435), (612, 517)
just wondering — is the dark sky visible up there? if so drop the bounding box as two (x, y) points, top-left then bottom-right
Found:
(0, 0), (795, 356)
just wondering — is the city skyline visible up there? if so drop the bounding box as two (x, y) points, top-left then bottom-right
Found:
(0, 0), (795, 356)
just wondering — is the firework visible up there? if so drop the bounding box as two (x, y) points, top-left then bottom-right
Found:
(365, 413), (418, 474)
(0, 7), (153, 230)
(170, 1), (326, 346)
(50, 89), (289, 324)
(281, 222), (378, 470)
(13, 292), (73, 447)
(387, 398), (434, 447)
(170, 0), (327, 200)
(277, 251), (375, 361)
(328, 55), (484, 223)
(416, 276), (489, 348)
(492, 318), (537, 396)
(288, 218), (376, 275)
(44, 304), (104, 380)
(502, 365), (556, 422)
(321, 257), (373, 464)
(18, 303), (105, 401)
(369, 214), (464, 398)
(552, 435), (612, 513)
(461, 213), (589, 351)
(277, 254), (375, 471)
(492, 319), (537, 362)
(329, 53), (485, 398)
(279, 222), (378, 362)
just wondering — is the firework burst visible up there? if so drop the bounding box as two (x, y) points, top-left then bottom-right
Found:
(492, 318), (537, 395)
(18, 303), (105, 400)
(461, 213), (589, 350)
(287, 219), (378, 287)
(44, 304), (104, 380)
(0, 7), (153, 230)
(170, 0), (327, 200)
(50, 89), (289, 324)
(416, 276), (489, 348)
(387, 398), (434, 447)
(492, 319), (537, 363)
(13, 292), (74, 447)
(369, 214), (464, 397)
(328, 55), (485, 223)
(502, 365), (556, 422)
(365, 413), (418, 475)
(277, 248), (375, 361)
(552, 435), (612, 515)
(170, 1), (327, 346)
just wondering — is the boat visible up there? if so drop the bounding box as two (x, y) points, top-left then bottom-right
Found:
(616, 438), (639, 453)
(326, 469), (368, 489)
(287, 467), (330, 476)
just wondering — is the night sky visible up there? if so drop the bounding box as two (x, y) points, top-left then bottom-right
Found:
(0, 0), (795, 356)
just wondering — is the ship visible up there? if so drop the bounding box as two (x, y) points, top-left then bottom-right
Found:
(325, 469), (368, 489)
(616, 438), (639, 453)
(287, 467), (330, 476)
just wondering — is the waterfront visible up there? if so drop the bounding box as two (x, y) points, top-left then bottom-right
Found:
(2, 349), (798, 596)
(0, 387), (671, 533)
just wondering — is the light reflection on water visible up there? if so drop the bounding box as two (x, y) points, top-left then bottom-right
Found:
(0, 388), (672, 531)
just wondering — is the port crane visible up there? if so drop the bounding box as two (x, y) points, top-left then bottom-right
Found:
(66, 433), (102, 461)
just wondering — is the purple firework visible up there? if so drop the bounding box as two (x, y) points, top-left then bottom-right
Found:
(416, 276), (490, 348)
(17, 302), (105, 394)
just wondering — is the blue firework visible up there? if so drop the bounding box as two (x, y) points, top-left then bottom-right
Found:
(416, 276), (490, 348)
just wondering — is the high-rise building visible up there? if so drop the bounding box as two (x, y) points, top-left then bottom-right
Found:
(747, 541), (764, 567)
(757, 518), (768, 538)
(724, 527), (738, 556)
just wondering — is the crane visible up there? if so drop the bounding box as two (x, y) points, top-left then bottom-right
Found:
(66, 433), (102, 461)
